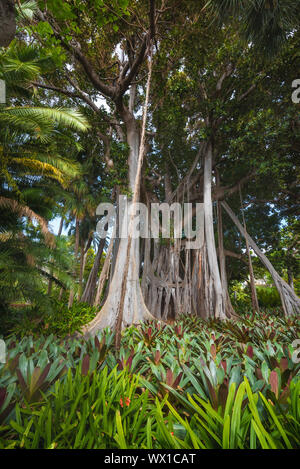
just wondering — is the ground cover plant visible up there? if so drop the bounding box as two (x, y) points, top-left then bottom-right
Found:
(0, 310), (299, 449)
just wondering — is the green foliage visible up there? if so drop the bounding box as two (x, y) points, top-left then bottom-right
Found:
(230, 281), (251, 307)
(4, 301), (97, 338)
(0, 311), (299, 448)
(256, 286), (281, 308)
(230, 283), (283, 308)
(1, 107), (89, 141)
(205, 0), (300, 56)
(0, 41), (90, 315)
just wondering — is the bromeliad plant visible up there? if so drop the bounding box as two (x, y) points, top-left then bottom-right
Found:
(0, 308), (299, 448)
(0, 384), (15, 425)
(15, 353), (67, 403)
(156, 378), (300, 449)
(0, 366), (156, 449)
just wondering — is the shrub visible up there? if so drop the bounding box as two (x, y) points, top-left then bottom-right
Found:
(5, 300), (97, 338)
(256, 287), (281, 308)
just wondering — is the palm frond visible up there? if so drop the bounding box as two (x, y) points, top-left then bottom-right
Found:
(0, 197), (55, 247)
(0, 43), (42, 88)
(204, 0), (300, 56)
(11, 157), (65, 185)
(16, 0), (38, 21)
(242, 0), (300, 56)
(0, 107), (89, 139)
(33, 153), (81, 180)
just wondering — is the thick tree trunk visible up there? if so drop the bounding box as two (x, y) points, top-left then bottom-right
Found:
(58, 288), (63, 300)
(203, 143), (226, 319)
(82, 110), (153, 338)
(142, 143), (229, 321)
(142, 239), (184, 320)
(222, 201), (300, 316)
(94, 233), (115, 307)
(191, 244), (214, 319)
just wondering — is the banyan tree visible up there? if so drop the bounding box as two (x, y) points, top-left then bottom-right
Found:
(20, 0), (299, 337)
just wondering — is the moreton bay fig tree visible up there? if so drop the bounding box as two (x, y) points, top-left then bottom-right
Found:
(17, 0), (300, 335)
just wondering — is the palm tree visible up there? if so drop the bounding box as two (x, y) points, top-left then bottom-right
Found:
(205, 0), (300, 56)
(63, 180), (97, 308)
(0, 41), (89, 312)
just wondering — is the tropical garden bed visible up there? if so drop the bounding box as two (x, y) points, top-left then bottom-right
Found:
(0, 309), (299, 449)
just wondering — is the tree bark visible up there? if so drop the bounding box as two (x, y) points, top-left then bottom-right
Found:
(77, 238), (85, 300)
(217, 200), (235, 317)
(81, 237), (106, 304)
(47, 216), (64, 295)
(222, 201), (300, 316)
(239, 186), (260, 314)
(93, 233), (115, 307)
(68, 217), (80, 309)
(287, 267), (294, 291)
(203, 142), (226, 319)
(82, 105), (154, 337)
